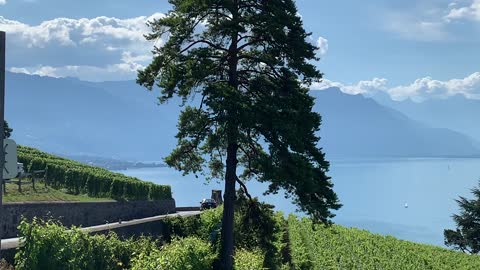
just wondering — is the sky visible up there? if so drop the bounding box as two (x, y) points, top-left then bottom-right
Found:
(0, 0), (480, 101)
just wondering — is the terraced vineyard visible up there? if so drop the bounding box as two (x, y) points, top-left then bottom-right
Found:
(17, 146), (171, 201)
(287, 215), (480, 270)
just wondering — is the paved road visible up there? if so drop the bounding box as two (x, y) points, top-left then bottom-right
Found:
(0, 210), (201, 250)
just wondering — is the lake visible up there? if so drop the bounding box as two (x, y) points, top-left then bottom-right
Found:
(116, 157), (480, 247)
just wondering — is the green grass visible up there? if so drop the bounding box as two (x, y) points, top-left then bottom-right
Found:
(3, 180), (114, 203)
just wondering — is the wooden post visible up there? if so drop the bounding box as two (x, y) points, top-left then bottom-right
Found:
(18, 178), (21, 193)
(44, 167), (48, 188)
(32, 172), (36, 191)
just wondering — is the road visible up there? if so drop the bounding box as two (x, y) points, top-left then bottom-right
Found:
(0, 210), (201, 250)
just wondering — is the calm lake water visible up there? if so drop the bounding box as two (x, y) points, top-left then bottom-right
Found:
(116, 158), (480, 247)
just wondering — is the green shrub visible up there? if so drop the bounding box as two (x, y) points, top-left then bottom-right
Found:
(15, 218), (157, 270)
(197, 206), (223, 241)
(233, 191), (286, 269)
(131, 237), (216, 270)
(162, 192), (289, 269)
(234, 249), (265, 270)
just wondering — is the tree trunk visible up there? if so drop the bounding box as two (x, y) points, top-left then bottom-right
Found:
(220, 2), (239, 269)
(220, 143), (238, 270)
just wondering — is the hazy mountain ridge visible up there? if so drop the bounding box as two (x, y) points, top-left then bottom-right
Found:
(372, 93), (480, 144)
(5, 72), (480, 160)
(6, 71), (179, 160)
(312, 89), (480, 158)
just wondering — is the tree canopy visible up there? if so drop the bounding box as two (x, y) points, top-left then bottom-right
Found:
(138, 0), (340, 268)
(445, 181), (480, 253)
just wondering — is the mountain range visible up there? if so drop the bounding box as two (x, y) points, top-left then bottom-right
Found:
(5, 71), (480, 161)
(373, 93), (480, 143)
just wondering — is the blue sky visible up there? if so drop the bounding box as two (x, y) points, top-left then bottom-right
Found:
(1, 0), (480, 101)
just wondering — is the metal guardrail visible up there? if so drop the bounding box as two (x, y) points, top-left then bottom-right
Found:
(0, 210), (201, 250)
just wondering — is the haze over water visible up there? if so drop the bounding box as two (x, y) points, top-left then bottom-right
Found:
(117, 157), (480, 247)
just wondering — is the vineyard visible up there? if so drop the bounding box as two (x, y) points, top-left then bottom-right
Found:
(10, 203), (480, 269)
(287, 215), (480, 270)
(17, 146), (171, 201)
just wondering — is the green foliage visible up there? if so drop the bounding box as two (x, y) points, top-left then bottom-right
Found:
(131, 237), (216, 270)
(15, 218), (158, 270)
(3, 181), (113, 203)
(138, 0), (339, 224)
(196, 206), (223, 241)
(3, 120), (12, 138)
(233, 192), (285, 268)
(234, 249), (265, 270)
(445, 180), (480, 254)
(139, 1), (340, 267)
(163, 193), (289, 269)
(17, 145), (171, 201)
(287, 215), (480, 270)
(162, 206), (223, 246)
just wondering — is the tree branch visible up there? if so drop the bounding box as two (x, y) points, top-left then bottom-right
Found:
(180, 39), (229, 55)
(238, 54), (282, 78)
(237, 38), (266, 51)
(236, 176), (253, 201)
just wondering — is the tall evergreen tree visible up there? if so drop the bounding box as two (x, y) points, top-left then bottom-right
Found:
(444, 181), (480, 253)
(138, 0), (341, 268)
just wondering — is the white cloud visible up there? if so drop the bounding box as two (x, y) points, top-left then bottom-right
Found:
(2, 14), (164, 81)
(0, 0), (6, 5)
(311, 72), (480, 101)
(0, 14), (164, 49)
(10, 51), (150, 81)
(311, 78), (388, 95)
(445, 0), (480, 21)
(11, 64), (137, 82)
(316, 36), (328, 56)
(388, 72), (480, 101)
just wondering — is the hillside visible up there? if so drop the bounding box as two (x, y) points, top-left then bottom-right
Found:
(16, 145), (172, 201)
(3, 182), (114, 203)
(5, 72), (179, 160)
(6, 72), (480, 159)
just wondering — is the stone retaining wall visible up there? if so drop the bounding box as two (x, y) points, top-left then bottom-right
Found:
(0, 199), (176, 238)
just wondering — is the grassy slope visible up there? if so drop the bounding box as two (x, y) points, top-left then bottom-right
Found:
(3, 181), (114, 203)
(17, 145), (171, 201)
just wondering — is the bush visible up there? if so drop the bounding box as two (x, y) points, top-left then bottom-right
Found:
(197, 206), (223, 242)
(233, 191), (286, 269)
(15, 218), (157, 270)
(234, 249), (265, 270)
(162, 192), (289, 269)
(131, 237), (216, 270)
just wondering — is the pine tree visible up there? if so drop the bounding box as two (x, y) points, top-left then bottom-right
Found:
(445, 181), (480, 253)
(138, 1), (341, 268)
